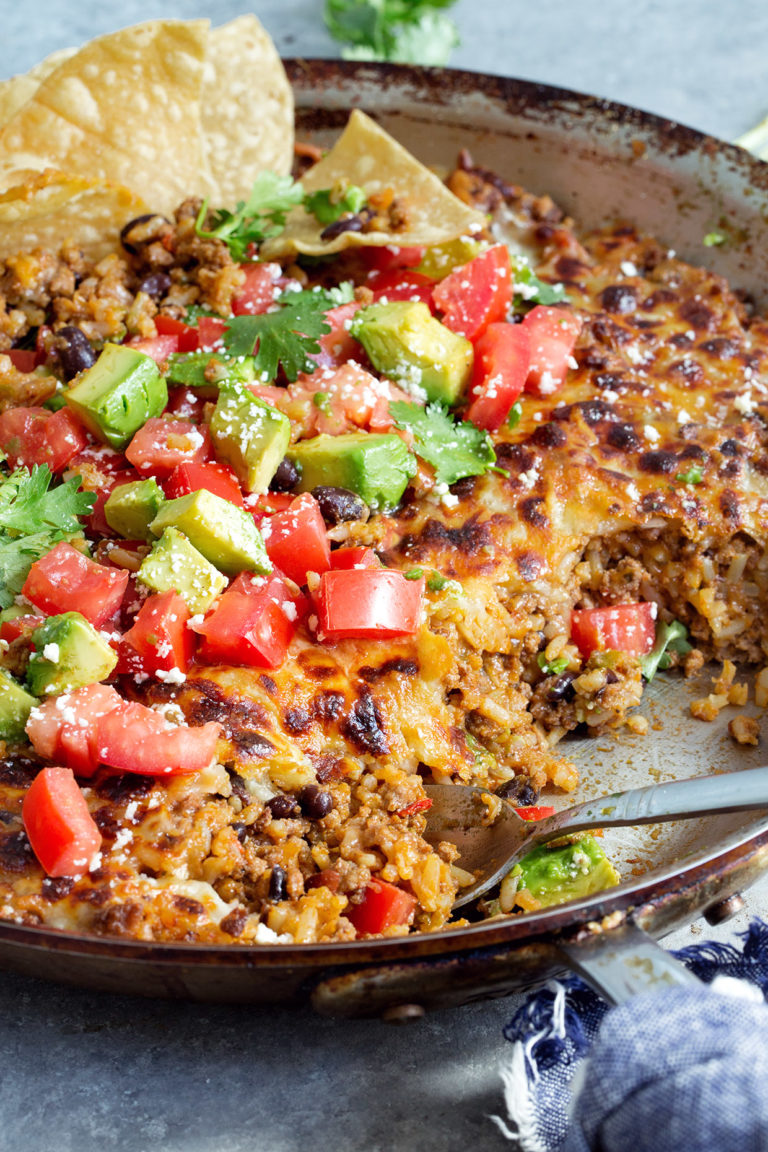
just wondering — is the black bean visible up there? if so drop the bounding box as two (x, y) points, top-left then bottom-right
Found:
(120, 213), (172, 255)
(547, 672), (577, 703)
(231, 821), (249, 843)
(138, 272), (172, 300)
(312, 485), (367, 525)
(320, 215), (364, 242)
(52, 326), (97, 380)
(266, 794), (299, 819)
(497, 776), (540, 807)
(270, 458), (300, 492)
(268, 864), (287, 902)
(298, 785), (334, 820)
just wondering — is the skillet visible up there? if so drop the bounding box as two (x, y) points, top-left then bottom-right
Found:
(2, 59), (768, 1017)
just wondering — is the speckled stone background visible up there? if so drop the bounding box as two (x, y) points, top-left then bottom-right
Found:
(2, 4), (768, 1149)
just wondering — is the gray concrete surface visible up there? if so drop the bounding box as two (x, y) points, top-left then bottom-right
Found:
(2, 4), (768, 1149)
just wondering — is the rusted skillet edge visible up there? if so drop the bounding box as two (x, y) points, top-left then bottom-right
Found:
(285, 57), (768, 181)
(1, 828), (766, 973)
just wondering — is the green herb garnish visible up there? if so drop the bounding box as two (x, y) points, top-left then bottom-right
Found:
(389, 401), (496, 487)
(537, 652), (570, 676)
(324, 0), (460, 65)
(507, 401), (523, 429)
(195, 172), (304, 261)
(675, 465), (704, 485)
(703, 231), (726, 248)
(404, 567), (424, 580)
(638, 620), (692, 681)
(306, 185), (367, 225)
(512, 258), (567, 306)
(222, 289), (333, 382)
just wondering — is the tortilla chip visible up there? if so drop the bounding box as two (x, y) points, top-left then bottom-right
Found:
(0, 48), (77, 129)
(0, 21), (211, 216)
(203, 15), (294, 203)
(261, 109), (487, 260)
(0, 169), (147, 261)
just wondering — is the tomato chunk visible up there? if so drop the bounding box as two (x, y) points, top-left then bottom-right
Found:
(165, 459), (244, 507)
(368, 269), (435, 305)
(22, 766), (102, 876)
(515, 805), (556, 821)
(192, 572), (301, 668)
(466, 322), (531, 431)
(360, 246), (425, 272)
(126, 333), (179, 366)
(232, 262), (282, 316)
(522, 305), (583, 397)
(346, 878), (417, 935)
(96, 703), (222, 776)
(317, 569), (423, 640)
(330, 546), (380, 570)
(26, 684), (123, 776)
(0, 406), (89, 472)
(125, 417), (210, 478)
(263, 493), (331, 586)
(310, 301), (364, 370)
(22, 541), (129, 627)
(197, 316), (228, 349)
(155, 314), (199, 353)
(120, 590), (193, 676)
(570, 602), (657, 659)
(7, 349), (36, 372)
(431, 245), (512, 343)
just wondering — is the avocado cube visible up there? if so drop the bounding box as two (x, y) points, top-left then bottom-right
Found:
(350, 301), (473, 404)
(149, 490), (271, 577)
(0, 669), (37, 740)
(104, 478), (165, 542)
(210, 382), (291, 494)
(63, 343), (168, 449)
(138, 527), (228, 615)
(26, 612), (118, 697)
(513, 835), (621, 908)
(288, 432), (416, 510)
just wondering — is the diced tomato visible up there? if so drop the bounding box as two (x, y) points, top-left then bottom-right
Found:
(316, 569), (423, 640)
(346, 878), (417, 935)
(165, 386), (208, 421)
(165, 459), (244, 507)
(361, 246), (425, 272)
(85, 467), (141, 537)
(515, 805), (556, 821)
(120, 590), (193, 676)
(431, 245), (512, 343)
(26, 684), (123, 777)
(311, 302), (364, 370)
(249, 491), (295, 519)
(22, 541), (129, 627)
(191, 572), (300, 668)
(570, 602), (657, 659)
(155, 314), (199, 353)
(126, 333), (179, 366)
(125, 417), (210, 478)
(396, 798), (433, 818)
(522, 305), (583, 397)
(0, 614), (42, 646)
(197, 316), (229, 349)
(263, 493), (331, 586)
(330, 546), (380, 570)
(68, 444), (129, 477)
(6, 348), (36, 372)
(466, 322), (531, 431)
(95, 702), (222, 776)
(232, 262), (282, 316)
(368, 269), (435, 305)
(0, 405), (89, 472)
(22, 766), (102, 876)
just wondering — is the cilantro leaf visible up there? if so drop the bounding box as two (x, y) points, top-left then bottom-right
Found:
(306, 185), (367, 225)
(195, 172), (304, 262)
(389, 400), (496, 486)
(325, 0), (460, 65)
(222, 290), (332, 382)
(639, 620), (692, 681)
(512, 258), (567, 306)
(537, 652), (570, 676)
(675, 465), (704, 485)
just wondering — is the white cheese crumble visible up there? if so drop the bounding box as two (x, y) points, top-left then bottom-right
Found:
(41, 643), (60, 663)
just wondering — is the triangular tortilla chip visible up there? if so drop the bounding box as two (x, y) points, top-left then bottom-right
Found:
(0, 48), (77, 129)
(0, 169), (147, 260)
(0, 21), (211, 215)
(203, 15), (294, 204)
(262, 109), (486, 260)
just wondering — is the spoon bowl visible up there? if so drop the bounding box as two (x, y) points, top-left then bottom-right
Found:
(423, 765), (768, 909)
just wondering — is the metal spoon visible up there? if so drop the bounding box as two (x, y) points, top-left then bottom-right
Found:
(422, 765), (768, 908)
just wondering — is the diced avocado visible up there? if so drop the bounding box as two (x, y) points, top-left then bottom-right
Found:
(288, 432), (416, 510)
(209, 382), (291, 494)
(350, 301), (473, 404)
(63, 343), (168, 449)
(26, 612), (117, 697)
(138, 527), (228, 614)
(417, 237), (482, 279)
(0, 669), (37, 740)
(149, 490), (271, 577)
(104, 478), (165, 542)
(166, 352), (257, 390)
(0, 605), (27, 625)
(511, 835), (620, 909)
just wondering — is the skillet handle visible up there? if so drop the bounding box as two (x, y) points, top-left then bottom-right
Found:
(557, 918), (702, 1005)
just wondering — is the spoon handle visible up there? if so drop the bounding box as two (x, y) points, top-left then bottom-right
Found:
(530, 764), (768, 845)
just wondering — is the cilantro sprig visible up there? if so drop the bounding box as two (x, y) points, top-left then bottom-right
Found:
(195, 173), (304, 262)
(324, 0), (460, 65)
(222, 289), (335, 382)
(306, 185), (367, 225)
(639, 620), (692, 682)
(389, 400), (496, 486)
(0, 466), (94, 609)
